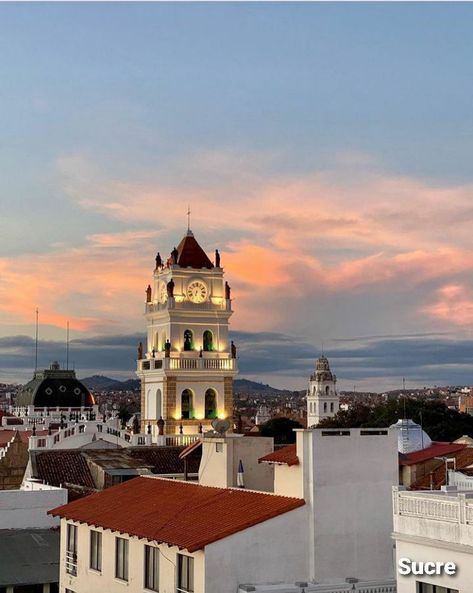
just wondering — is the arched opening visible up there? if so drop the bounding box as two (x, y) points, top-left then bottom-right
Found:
(156, 389), (162, 418)
(323, 402), (327, 413)
(330, 402), (334, 413)
(205, 388), (218, 419)
(154, 332), (160, 351)
(183, 329), (194, 351)
(161, 332), (166, 351)
(203, 330), (213, 352)
(147, 389), (156, 420)
(181, 389), (194, 419)
(325, 385), (330, 395)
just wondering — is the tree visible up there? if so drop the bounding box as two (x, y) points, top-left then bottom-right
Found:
(317, 398), (473, 442)
(260, 417), (303, 444)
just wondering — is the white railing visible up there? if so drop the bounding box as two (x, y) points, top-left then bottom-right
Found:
(237, 581), (396, 593)
(393, 487), (473, 526)
(397, 494), (460, 522)
(157, 434), (200, 447)
(146, 299), (229, 314)
(65, 551), (78, 576)
(138, 357), (237, 372)
(28, 421), (153, 450)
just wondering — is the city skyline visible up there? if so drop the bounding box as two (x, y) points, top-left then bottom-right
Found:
(2, 3), (473, 389)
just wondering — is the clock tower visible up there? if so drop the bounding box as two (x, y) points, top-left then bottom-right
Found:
(306, 356), (339, 427)
(136, 229), (237, 437)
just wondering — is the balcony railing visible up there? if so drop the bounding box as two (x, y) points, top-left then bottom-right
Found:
(138, 357), (237, 372)
(146, 299), (230, 314)
(65, 551), (78, 576)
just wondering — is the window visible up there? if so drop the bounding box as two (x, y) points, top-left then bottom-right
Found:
(203, 330), (213, 352)
(66, 523), (78, 576)
(417, 584), (458, 593)
(177, 554), (194, 593)
(183, 329), (193, 351)
(204, 388), (217, 419)
(323, 402), (327, 413)
(330, 402), (334, 413)
(115, 537), (129, 581)
(216, 442), (223, 452)
(90, 530), (102, 572)
(144, 545), (159, 591)
(181, 389), (194, 419)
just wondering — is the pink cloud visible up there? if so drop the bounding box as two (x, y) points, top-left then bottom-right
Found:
(423, 285), (473, 325)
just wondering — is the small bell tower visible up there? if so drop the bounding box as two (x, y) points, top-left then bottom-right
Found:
(307, 356), (339, 427)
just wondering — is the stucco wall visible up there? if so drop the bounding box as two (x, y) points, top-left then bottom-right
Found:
(204, 505), (308, 593)
(199, 435), (274, 491)
(60, 520), (205, 593)
(300, 428), (398, 583)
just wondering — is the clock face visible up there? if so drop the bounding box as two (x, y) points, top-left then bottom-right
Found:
(187, 280), (208, 303)
(159, 282), (167, 304)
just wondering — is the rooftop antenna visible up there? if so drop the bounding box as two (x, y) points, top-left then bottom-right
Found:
(34, 307), (39, 372)
(66, 321), (70, 370)
(187, 205), (191, 233)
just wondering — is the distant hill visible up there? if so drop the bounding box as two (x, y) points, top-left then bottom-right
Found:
(234, 379), (289, 395)
(81, 375), (140, 392)
(81, 375), (288, 395)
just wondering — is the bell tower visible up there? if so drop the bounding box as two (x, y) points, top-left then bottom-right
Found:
(136, 228), (237, 438)
(307, 356), (339, 427)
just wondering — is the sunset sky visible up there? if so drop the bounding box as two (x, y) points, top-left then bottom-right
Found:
(2, 3), (473, 390)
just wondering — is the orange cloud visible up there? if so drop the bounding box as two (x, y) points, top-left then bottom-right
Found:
(423, 285), (473, 326)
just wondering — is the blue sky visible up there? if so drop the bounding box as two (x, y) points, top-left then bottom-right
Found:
(2, 3), (473, 390)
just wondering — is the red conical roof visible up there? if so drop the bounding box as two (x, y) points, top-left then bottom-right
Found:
(171, 231), (213, 269)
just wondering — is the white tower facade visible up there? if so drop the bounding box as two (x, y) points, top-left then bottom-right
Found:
(136, 230), (237, 437)
(307, 356), (339, 427)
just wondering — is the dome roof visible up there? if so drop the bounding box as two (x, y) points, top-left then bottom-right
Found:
(389, 418), (432, 454)
(16, 363), (95, 408)
(311, 356), (336, 382)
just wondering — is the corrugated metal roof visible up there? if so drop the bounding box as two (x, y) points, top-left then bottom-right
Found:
(0, 529), (59, 586)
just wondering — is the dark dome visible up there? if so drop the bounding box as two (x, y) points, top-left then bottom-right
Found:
(16, 363), (95, 408)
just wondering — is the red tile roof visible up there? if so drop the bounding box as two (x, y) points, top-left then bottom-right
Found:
(411, 446), (473, 490)
(399, 442), (466, 466)
(49, 476), (304, 552)
(0, 429), (48, 448)
(258, 444), (299, 466)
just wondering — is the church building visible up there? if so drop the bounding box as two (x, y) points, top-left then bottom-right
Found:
(306, 355), (339, 427)
(136, 228), (238, 436)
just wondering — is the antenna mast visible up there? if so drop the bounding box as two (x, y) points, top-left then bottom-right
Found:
(66, 321), (70, 370)
(34, 307), (39, 371)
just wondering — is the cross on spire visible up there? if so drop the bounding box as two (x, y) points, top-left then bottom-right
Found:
(187, 205), (191, 232)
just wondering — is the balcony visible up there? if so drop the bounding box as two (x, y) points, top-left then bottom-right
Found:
(146, 298), (231, 314)
(138, 356), (237, 372)
(393, 486), (473, 547)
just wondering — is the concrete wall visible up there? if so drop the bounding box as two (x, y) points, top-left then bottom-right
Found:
(205, 506), (308, 593)
(199, 435), (274, 491)
(0, 485), (66, 529)
(273, 464), (303, 498)
(306, 428), (398, 582)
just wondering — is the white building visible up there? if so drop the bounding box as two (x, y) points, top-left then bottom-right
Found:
(393, 486), (473, 593)
(197, 433), (274, 492)
(136, 230), (237, 438)
(255, 405), (271, 426)
(0, 480), (67, 593)
(259, 427), (399, 584)
(306, 356), (339, 427)
(49, 476), (307, 593)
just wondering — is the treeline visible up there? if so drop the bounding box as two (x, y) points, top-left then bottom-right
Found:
(317, 398), (473, 442)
